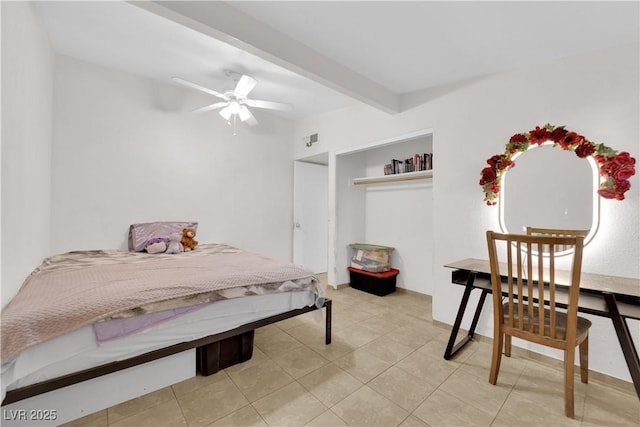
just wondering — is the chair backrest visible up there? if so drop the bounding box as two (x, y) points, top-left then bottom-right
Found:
(525, 227), (589, 253)
(486, 231), (584, 345)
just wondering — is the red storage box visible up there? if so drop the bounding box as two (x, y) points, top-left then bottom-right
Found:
(348, 267), (399, 296)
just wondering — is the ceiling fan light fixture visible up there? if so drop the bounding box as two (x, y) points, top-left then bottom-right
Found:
(228, 101), (241, 115)
(219, 106), (233, 121)
(174, 73), (284, 129)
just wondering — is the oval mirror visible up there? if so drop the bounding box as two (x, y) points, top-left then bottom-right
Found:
(499, 143), (600, 254)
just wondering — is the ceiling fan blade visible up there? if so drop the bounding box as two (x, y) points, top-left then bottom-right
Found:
(192, 101), (229, 114)
(239, 106), (258, 126)
(244, 99), (293, 111)
(172, 77), (228, 100)
(234, 75), (257, 97)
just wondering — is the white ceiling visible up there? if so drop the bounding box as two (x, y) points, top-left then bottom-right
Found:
(34, 1), (639, 120)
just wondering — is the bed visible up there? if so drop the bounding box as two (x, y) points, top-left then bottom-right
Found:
(0, 222), (331, 423)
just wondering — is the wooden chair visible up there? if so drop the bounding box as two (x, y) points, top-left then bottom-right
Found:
(525, 227), (589, 253)
(486, 231), (591, 418)
(501, 227), (590, 359)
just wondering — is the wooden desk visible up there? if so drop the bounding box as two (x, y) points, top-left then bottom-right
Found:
(443, 258), (640, 398)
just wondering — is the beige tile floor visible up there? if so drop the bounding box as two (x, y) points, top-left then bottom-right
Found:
(63, 281), (639, 427)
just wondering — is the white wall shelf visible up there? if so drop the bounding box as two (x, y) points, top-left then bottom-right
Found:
(352, 169), (433, 186)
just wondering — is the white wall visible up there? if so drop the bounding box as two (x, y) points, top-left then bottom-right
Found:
(295, 44), (640, 382)
(364, 137), (433, 294)
(1, 2), (54, 308)
(331, 152), (366, 287)
(50, 55), (295, 264)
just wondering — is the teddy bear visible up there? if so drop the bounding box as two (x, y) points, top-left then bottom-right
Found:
(181, 228), (198, 251)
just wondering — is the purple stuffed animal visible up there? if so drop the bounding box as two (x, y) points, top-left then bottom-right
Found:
(144, 237), (167, 254)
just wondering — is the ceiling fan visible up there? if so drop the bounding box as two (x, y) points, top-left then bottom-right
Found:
(172, 71), (293, 127)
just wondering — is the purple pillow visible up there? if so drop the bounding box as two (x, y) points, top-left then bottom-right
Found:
(128, 221), (198, 252)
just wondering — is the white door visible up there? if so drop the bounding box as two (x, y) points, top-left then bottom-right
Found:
(293, 161), (328, 273)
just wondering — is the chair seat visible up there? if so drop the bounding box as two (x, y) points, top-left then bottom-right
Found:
(502, 302), (592, 340)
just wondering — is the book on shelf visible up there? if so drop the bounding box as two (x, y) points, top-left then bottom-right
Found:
(382, 153), (433, 175)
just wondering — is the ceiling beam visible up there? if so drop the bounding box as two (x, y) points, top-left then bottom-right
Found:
(130, 1), (400, 114)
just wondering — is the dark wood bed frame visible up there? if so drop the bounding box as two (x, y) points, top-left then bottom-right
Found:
(2, 299), (332, 406)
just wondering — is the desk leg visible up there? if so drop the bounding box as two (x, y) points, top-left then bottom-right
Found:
(444, 272), (488, 360)
(325, 299), (332, 345)
(603, 293), (640, 398)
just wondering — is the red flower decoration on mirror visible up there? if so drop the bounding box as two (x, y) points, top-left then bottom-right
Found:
(480, 124), (636, 206)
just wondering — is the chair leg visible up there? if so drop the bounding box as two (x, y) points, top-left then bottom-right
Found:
(489, 330), (504, 385)
(579, 335), (589, 384)
(564, 346), (576, 419)
(504, 335), (511, 357)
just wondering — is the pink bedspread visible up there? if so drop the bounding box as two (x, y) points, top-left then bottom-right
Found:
(0, 244), (322, 362)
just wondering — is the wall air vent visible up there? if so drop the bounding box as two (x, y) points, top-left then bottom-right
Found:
(304, 133), (319, 147)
